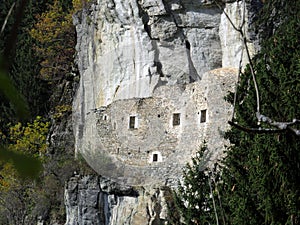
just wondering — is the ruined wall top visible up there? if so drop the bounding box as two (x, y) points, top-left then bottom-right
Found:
(75, 68), (237, 186)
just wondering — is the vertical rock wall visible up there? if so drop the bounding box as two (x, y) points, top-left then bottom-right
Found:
(73, 0), (224, 158)
(65, 175), (176, 225)
(69, 0), (262, 224)
(73, 0), (259, 159)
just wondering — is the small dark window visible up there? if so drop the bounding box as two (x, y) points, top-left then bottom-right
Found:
(200, 110), (207, 123)
(185, 40), (191, 50)
(153, 154), (158, 162)
(129, 116), (136, 129)
(173, 113), (180, 126)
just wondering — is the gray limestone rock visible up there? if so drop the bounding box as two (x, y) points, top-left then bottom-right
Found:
(65, 175), (173, 225)
(68, 0), (261, 223)
(72, 0), (259, 186)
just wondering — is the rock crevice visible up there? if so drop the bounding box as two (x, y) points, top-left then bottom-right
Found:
(65, 175), (175, 225)
(69, 0), (261, 223)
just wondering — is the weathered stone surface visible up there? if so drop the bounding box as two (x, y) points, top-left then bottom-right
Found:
(73, 0), (259, 186)
(68, 0), (261, 223)
(73, 0), (223, 111)
(219, 0), (258, 68)
(76, 68), (237, 186)
(65, 175), (174, 225)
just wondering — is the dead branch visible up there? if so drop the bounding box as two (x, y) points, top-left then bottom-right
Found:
(228, 121), (286, 134)
(215, 0), (300, 136)
(0, 2), (16, 35)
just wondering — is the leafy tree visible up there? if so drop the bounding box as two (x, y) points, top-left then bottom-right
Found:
(0, 0), (54, 125)
(29, 0), (89, 81)
(0, 0), (52, 182)
(0, 1), (92, 224)
(0, 116), (49, 187)
(0, 116), (49, 225)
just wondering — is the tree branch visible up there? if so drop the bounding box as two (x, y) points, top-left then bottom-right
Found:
(228, 121), (286, 134)
(0, 2), (16, 35)
(216, 0), (300, 136)
(215, 0), (261, 116)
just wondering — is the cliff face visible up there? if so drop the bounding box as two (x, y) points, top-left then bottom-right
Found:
(65, 175), (176, 225)
(68, 0), (261, 224)
(72, 0), (258, 185)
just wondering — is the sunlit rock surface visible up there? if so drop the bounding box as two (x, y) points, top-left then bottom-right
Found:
(69, 0), (260, 223)
(73, 0), (258, 186)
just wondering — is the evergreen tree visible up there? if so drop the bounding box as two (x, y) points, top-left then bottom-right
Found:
(174, 146), (224, 225)
(221, 0), (300, 223)
(174, 0), (300, 224)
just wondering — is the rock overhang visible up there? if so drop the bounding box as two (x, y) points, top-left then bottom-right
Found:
(73, 0), (255, 186)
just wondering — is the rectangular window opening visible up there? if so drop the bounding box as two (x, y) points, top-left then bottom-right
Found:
(173, 113), (180, 126)
(153, 154), (158, 162)
(129, 116), (136, 129)
(200, 109), (207, 123)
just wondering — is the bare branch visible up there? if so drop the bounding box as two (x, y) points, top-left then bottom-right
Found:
(215, 1), (300, 136)
(229, 119), (300, 136)
(214, 0), (241, 32)
(228, 121), (286, 134)
(243, 35), (261, 116)
(0, 2), (16, 35)
(256, 113), (300, 135)
(232, 47), (244, 121)
(208, 178), (219, 225)
(214, 0), (261, 117)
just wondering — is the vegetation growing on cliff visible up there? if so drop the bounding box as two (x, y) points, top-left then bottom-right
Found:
(174, 146), (223, 225)
(175, 0), (300, 224)
(0, 117), (49, 224)
(0, 0), (93, 224)
(29, 0), (75, 80)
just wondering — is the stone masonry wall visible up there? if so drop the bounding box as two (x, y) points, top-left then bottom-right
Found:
(79, 68), (237, 186)
(67, 0), (262, 222)
(72, 0), (260, 186)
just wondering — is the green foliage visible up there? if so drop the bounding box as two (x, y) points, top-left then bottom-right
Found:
(0, 146), (42, 181)
(175, 1), (300, 224)
(0, 0), (55, 124)
(0, 0), (50, 182)
(221, 7), (300, 223)
(29, 0), (77, 81)
(0, 116), (49, 224)
(7, 116), (49, 156)
(174, 145), (223, 225)
(221, 1), (300, 224)
(0, 116), (49, 183)
(0, 0), (90, 224)
(53, 104), (72, 120)
(0, 56), (30, 120)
